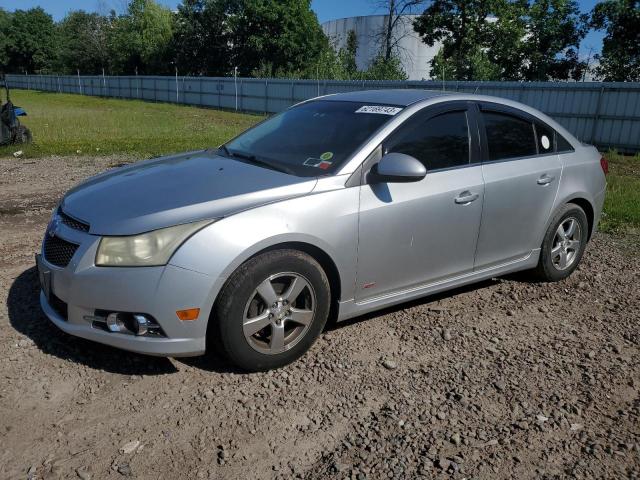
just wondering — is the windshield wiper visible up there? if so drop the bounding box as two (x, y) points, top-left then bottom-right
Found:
(218, 146), (294, 175)
(219, 145), (232, 157)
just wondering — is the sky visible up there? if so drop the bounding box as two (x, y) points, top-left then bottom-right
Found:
(0, 0), (605, 55)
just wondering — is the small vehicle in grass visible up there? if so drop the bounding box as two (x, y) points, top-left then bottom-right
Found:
(0, 74), (32, 146)
(36, 89), (607, 371)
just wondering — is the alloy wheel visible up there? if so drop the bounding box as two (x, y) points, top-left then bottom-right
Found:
(242, 272), (316, 355)
(551, 217), (582, 271)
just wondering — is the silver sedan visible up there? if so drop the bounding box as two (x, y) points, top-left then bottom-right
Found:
(37, 89), (607, 371)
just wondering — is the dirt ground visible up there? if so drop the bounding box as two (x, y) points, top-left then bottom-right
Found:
(1, 156), (639, 480)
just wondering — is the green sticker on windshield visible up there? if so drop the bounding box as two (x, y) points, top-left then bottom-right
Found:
(320, 151), (333, 161)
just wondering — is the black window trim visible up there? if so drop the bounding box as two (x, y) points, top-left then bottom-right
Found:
(347, 101), (482, 187)
(478, 102), (540, 163)
(533, 121), (557, 156)
(477, 101), (574, 164)
(555, 129), (576, 154)
(386, 101), (481, 167)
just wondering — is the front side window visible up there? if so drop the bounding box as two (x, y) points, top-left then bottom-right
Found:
(384, 110), (470, 171)
(483, 111), (537, 161)
(223, 100), (400, 176)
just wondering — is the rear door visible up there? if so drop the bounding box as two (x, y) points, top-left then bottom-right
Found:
(474, 104), (562, 269)
(355, 102), (485, 301)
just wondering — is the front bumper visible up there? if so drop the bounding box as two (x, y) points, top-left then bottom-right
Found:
(37, 220), (223, 357)
(40, 291), (206, 356)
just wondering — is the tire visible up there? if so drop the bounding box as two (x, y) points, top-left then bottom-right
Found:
(212, 249), (330, 371)
(532, 203), (589, 282)
(15, 125), (32, 144)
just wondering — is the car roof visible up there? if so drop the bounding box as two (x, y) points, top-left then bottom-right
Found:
(321, 89), (451, 106)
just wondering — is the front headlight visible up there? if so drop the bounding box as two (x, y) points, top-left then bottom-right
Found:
(96, 220), (213, 267)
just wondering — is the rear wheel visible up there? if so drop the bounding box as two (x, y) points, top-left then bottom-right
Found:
(533, 203), (588, 282)
(213, 249), (330, 371)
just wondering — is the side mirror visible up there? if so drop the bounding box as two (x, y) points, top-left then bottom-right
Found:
(369, 152), (426, 184)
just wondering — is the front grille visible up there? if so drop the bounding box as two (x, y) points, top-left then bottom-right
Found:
(59, 209), (90, 232)
(43, 235), (79, 268)
(49, 293), (68, 320)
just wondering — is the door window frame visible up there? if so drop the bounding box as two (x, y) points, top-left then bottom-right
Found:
(477, 101), (574, 164)
(346, 101), (482, 187)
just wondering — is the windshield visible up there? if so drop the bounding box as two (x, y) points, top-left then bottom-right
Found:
(222, 100), (403, 177)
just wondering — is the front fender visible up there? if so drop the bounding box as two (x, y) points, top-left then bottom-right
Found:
(168, 186), (360, 306)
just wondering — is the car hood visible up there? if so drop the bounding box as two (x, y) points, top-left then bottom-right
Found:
(61, 150), (318, 235)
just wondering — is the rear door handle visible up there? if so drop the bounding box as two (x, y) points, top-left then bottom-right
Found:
(454, 191), (479, 204)
(537, 174), (555, 185)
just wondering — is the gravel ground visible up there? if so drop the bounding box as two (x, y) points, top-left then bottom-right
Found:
(1, 156), (639, 480)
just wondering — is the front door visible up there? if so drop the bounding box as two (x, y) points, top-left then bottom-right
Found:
(355, 104), (485, 302)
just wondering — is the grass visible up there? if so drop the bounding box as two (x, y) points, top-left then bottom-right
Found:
(2, 89), (638, 234)
(0, 89), (262, 158)
(600, 151), (640, 234)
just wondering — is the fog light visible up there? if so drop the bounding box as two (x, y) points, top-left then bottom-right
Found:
(106, 313), (126, 333)
(133, 314), (150, 336)
(93, 310), (164, 336)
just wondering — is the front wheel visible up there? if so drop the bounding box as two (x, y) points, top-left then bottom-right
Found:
(533, 203), (589, 282)
(212, 249), (330, 371)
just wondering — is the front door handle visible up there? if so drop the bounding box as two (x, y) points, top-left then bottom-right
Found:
(537, 174), (556, 185)
(454, 191), (479, 204)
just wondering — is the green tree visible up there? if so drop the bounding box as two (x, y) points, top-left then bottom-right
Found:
(231, 0), (329, 77)
(3, 7), (57, 73)
(520, 0), (588, 80)
(173, 0), (327, 77)
(413, 0), (495, 81)
(429, 49), (456, 80)
(591, 0), (640, 81)
(430, 45), (501, 80)
(312, 46), (345, 80)
(56, 11), (111, 74)
(295, 27), (407, 81)
(0, 9), (11, 71)
(109, 0), (174, 74)
(484, 0), (528, 80)
(173, 0), (236, 76)
(338, 30), (359, 77)
(414, 0), (588, 81)
(363, 54), (408, 80)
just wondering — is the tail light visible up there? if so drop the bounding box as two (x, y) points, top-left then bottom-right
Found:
(600, 155), (609, 175)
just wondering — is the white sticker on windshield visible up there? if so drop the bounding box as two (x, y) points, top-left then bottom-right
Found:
(355, 105), (402, 115)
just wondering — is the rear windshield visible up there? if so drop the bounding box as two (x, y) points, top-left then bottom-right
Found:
(222, 100), (402, 176)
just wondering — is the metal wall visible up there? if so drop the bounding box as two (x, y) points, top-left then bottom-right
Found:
(7, 74), (640, 152)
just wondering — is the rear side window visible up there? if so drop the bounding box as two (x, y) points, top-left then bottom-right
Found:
(483, 111), (537, 161)
(556, 132), (574, 152)
(535, 122), (555, 154)
(385, 110), (470, 171)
